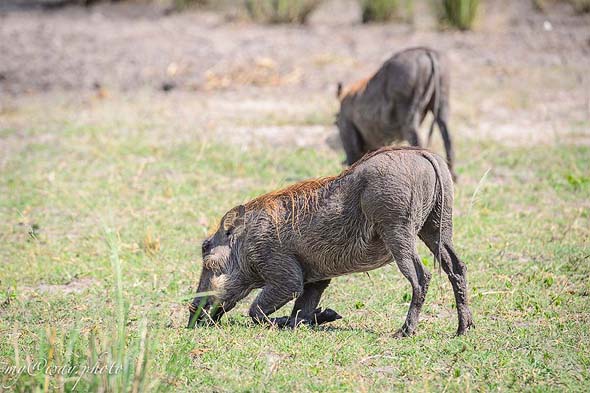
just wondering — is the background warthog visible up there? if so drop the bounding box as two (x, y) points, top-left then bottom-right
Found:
(188, 147), (473, 336)
(336, 47), (456, 180)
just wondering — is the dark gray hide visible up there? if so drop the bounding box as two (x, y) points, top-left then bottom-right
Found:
(336, 47), (457, 181)
(188, 147), (473, 336)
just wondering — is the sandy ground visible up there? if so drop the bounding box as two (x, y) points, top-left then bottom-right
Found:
(1, 0), (589, 150)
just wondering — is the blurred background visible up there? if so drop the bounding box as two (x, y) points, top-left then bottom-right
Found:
(1, 0), (589, 149)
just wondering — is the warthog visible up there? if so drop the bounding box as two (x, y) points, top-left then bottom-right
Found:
(336, 47), (456, 180)
(188, 147), (473, 336)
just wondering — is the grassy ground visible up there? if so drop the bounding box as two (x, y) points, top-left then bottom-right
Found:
(1, 97), (589, 391)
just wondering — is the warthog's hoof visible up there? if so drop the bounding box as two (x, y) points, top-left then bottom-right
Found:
(312, 308), (342, 325)
(270, 308), (342, 329)
(456, 320), (475, 336)
(393, 326), (415, 339)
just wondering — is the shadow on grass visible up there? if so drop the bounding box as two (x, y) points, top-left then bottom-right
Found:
(184, 314), (379, 335)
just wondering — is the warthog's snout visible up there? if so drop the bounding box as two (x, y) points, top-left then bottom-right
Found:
(187, 296), (223, 328)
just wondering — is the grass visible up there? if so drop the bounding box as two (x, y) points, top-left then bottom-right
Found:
(1, 96), (589, 391)
(534, 0), (590, 13)
(360, 0), (400, 23)
(171, 0), (208, 11)
(570, 0), (590, 12)
(244, 0), (322, 24)
(437, 0), (479, 30)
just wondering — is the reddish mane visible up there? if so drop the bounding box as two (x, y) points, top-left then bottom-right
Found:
(244, 146), (428, 225)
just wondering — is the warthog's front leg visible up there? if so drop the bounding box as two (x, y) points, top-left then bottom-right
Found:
(249, 258), (304, 325)
(248, 264), (343, 328)
(270, 308), (342, 328)
(264, 279), (342, 328)
(291, 280), (329, 320)
(249, 284), (302, 325)
(288, 280), (341, 327)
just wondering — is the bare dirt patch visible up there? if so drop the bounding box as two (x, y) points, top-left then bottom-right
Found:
(0, 0), (589, 149)
(20, 277), (99, 296)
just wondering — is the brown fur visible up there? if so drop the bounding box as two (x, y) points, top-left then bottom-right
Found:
(338, 75), (372, 100)
(245, 146), (426, 226)
(246, 177), (332, 228)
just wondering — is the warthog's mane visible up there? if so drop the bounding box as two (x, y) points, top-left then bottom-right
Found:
(338, 75), (372, 101)
(245, 176), (334, 227)
(244, 146), (428, 226)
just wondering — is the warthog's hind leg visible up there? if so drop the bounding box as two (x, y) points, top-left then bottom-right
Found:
(420, 231), (474, 335)
(383, 229), (432, 338)
(402, 115), (423, 149)
(441, 242), (474, 335)
(403, 125), (422, 148)
(437, 117), (457, 182)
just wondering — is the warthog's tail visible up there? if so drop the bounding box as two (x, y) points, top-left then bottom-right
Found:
(405, 49), (438, 135)
(419, 151), (444, 274)
(426, 51), (441, 147)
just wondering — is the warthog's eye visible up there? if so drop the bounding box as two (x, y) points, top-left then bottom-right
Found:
(225, 228), (235, 238)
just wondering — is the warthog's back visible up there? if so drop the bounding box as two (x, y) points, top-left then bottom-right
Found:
(340, 48), (445, 149)
(336, 47), (456, 181)
(245, 147), (450, 282)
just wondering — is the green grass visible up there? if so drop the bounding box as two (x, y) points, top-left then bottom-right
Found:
(244, 0), (322, 24)
(1, 101), (589, 391)
(359, 0), (415, 24)
(570, 0), (590, 13)
(360, 0), (400, 23)
(437, 0), (479, 30)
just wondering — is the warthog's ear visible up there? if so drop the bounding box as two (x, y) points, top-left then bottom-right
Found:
(336, 82), (343, 99)
(222, 204), (246, 234)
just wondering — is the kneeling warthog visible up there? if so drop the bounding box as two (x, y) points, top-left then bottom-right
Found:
(336, 47), (456, 180)
(188, 147), (474, 336)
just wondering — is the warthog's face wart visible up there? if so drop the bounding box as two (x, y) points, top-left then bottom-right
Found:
(187, 205), (246, 328)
